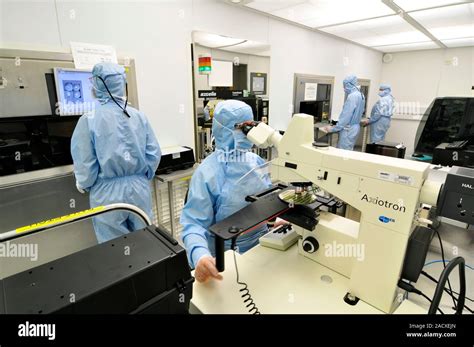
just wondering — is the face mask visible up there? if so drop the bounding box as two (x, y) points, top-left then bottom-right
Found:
(213, 117), (253, 151)
(203, 106), (211, 121)
(344, 83), (355, 94)
(379, 89), (390, 97)
(91, 85), (97, 99)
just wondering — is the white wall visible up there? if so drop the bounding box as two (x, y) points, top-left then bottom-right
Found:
(266, 19), (382, 130)
(381, 47), (474, 155)
(1, 0), (195, 149)
(191, 1), (383, 130)
(1, 0), (383, 148)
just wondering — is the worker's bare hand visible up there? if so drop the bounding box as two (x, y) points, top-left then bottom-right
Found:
(360, 119), (369, 127)
(195, 255), (223, 283)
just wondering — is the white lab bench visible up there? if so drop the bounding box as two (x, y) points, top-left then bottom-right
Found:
(189, 166), (473, 315)
(190, 243), (427, 314)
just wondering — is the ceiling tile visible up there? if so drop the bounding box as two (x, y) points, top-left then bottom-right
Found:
(263, 0), (395, 28)
(442, 36), (474, 47)
(410, 3), (474, 39)
(373, 41), (439, 52)
(393, 0), (472, 12)
(245, 0), (307, 13)
(238, 0), (474, 51)
(320, 15), (431, 46)
(430, 24), (474, 40)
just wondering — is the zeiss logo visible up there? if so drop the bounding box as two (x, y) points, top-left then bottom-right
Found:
(461, 183), (474, 189)
(379, 215), (395, 223)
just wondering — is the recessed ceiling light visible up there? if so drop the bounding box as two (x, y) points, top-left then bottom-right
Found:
(259, 0), (395, 28)
(320, 16), (430, 47)
(372, 41), (439, 52)
(393, 0), (471, 12)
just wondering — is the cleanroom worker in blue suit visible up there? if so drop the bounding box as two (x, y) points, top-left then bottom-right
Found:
(71, 62), (161, 243)
(180, 100), (272, 282)
(362, 83), (394, 143)
(324, 75), (365, 150)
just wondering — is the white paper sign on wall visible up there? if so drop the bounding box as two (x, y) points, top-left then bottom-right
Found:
(208, 60), (233, 87)
(70, 42), (118, 70)
(304, 83), (318, 101)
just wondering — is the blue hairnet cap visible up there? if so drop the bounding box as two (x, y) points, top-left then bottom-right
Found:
(92, 62), (126, 102)
(343, 74), (358, 88)
(213, 100), (253, 150)
(92, 62), (125, 79)
(379, 83), (391, 91)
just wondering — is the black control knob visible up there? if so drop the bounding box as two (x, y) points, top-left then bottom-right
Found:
(228, 226), (241, 234)
(302, 236), (319, 253)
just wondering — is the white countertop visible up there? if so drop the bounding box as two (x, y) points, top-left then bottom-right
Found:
(191, 244), (427, 314)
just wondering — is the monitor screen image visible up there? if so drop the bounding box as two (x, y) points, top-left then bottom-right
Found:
(54, 68), (96, 116)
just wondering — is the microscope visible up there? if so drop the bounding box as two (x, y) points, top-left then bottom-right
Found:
(209, 114), (471, 314)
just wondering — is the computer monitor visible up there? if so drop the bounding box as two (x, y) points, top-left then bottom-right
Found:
(414, 97), (474, 155)
(235, 97), (258, 121)
(54, 68), (95, 116)
(300, 100), (330, 123)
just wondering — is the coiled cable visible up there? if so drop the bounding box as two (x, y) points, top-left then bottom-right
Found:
(232, 238), (261, 314)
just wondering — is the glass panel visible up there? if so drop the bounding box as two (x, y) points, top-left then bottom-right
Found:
(414, 98), (469, 155)
(0, 116), (79, 176)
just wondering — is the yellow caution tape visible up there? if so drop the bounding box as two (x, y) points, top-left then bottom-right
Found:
(15, 206), (105, 234)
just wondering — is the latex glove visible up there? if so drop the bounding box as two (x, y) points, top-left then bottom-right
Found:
(195, 255), (223, 283)
(76, 182), (86, 194)
(322, 126), (332, 133)
(360, 119), (369, 127)
(273, 218), (290, 228)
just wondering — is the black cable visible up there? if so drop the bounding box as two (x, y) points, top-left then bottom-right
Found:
(428, 257), (466, 315)
(422, 270), (473, 302)
(398, 280), (444, 314)
(97, 76), (130, 118)
(231, 238), (260, 315)
(434, 229), (458, 310)
(421, 271), (473, 313)
(419, 292), (445, 315)
(421, 271), (474, 309)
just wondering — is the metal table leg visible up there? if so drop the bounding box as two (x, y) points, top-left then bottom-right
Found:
(167, 181), (176, 238)
(154, 180), (161, 225)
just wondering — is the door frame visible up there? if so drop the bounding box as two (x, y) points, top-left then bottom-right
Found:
(293, 73), (335, 116)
